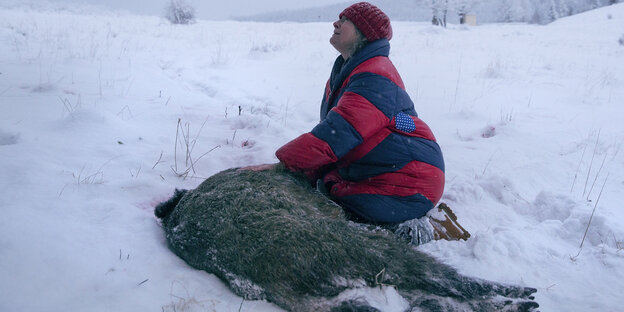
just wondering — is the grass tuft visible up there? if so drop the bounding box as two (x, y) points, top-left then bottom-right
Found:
(171, 118), (220, 179)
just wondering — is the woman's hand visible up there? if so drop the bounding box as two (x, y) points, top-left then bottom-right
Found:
(237, 163), (278, 172)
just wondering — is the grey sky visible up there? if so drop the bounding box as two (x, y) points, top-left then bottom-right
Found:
(67, 0), (349, 20)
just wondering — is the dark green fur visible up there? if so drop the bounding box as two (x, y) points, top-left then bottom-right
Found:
(157, 166), (538, 311)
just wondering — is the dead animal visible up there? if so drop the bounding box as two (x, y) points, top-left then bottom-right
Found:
(156, 166), (539, 311)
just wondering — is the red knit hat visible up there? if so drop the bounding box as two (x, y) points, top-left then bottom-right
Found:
(339, 2), (392, 41)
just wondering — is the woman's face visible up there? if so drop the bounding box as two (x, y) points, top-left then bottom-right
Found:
(330, 17), (359, 59)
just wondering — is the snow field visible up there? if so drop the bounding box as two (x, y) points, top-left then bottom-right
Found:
(1, 3), (623, 311)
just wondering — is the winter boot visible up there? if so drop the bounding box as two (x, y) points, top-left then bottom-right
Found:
(428, 203), (471, 241)
(395, 216), (436, 246)
(395, 203), (470, 246)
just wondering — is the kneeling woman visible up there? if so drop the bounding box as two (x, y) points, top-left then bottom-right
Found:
(277, 2), (444, 224)
(247, 3), (466, 240)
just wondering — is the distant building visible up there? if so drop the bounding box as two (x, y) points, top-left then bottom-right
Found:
(462, 14), (477, 26)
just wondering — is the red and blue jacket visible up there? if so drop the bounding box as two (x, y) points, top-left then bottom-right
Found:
(276, 39), (444, 223)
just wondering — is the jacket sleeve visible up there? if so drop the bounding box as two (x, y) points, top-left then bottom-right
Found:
(276, 74), (390, 179)
(275, 132), (337, 180)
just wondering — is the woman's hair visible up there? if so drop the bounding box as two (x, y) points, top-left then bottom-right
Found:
(348, 27), (368, 58)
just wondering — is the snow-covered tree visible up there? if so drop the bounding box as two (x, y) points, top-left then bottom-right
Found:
(591, 0), (604, 8)
(499, 0), (525, 22)
(547, 0), (561, 22)
(454, 0), (479, 24)
(165, 0), (196, 25)
(561, 2), (570, 15)
(430, 0), (449, 27)
(564, 0), (584, 16)
(549, 0), (575, 21)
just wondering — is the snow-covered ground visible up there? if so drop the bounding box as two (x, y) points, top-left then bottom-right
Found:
(1, 3), (623, 312)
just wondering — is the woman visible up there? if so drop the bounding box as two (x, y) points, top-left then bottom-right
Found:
(277, 2), (444, 224)
(249, 3), (468, 241)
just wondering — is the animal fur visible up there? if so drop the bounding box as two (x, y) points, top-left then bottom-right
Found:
(156, 166), (538, 311)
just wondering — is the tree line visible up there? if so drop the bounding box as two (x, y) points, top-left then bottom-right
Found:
(428, 0), (620, 26)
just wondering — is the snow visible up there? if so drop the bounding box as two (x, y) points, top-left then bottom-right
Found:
(1, 3), (623, 312)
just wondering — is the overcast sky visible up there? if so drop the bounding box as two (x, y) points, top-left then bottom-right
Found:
(62, 0), (349, 20)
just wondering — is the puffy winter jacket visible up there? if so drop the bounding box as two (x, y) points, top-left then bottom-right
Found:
(276, 39), (444, 223)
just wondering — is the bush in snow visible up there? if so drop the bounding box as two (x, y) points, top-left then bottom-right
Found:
(619, 34), (624, 46)
(164, 0), (196, 25)
(0, 129), (20, 146)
